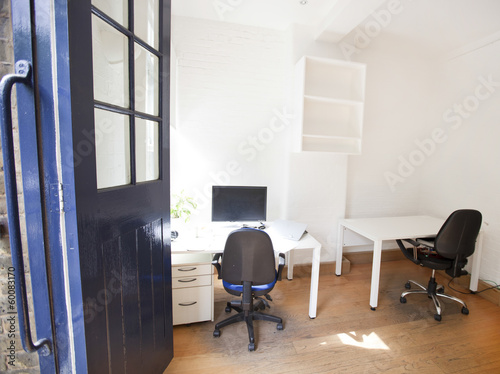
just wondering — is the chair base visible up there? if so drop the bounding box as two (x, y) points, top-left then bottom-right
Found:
(400, 271), (469, 321)
(213, 299), (283, 351)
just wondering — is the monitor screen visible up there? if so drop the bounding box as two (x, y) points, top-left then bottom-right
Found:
(211, 186), (267, 222)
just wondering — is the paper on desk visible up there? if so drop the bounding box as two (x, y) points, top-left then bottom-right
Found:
(266, 227), (297, 253)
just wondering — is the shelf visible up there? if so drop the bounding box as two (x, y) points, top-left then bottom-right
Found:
(303, 57), (366, 102)
(303, 95), (363, 107)
(302, 134), (360, 141)
(302, 97), (363, 138)
(294, 56), (366, 154)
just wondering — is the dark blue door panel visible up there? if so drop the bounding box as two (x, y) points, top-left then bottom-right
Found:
(87, 220), (171, 373)
(6, 0), (68, 372)
(67, 0), (173, 372)
(6, 0), (173, 372)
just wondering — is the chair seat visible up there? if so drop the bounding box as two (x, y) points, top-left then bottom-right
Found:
(223, 271), (277, 294)
(419, 256), (453, 270)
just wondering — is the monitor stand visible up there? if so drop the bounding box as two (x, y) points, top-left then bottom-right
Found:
(212, 221), (266, 232)
(241, 222), (266, 230)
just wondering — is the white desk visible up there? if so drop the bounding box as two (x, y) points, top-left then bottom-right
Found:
(336, 216), (483, 310)
(172, 227), (322, 319)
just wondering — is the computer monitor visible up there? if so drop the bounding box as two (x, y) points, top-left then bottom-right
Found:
(211, 186), (267, 222)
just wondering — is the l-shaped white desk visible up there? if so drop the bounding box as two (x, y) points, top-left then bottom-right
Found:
(336, 215), (483, 310)
(171, 225), (322, 325)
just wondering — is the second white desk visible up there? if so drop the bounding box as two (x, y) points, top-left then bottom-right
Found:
(336, 215), (483, 310)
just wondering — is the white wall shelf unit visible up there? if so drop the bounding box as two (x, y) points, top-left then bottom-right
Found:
(294, 56), (366, 154)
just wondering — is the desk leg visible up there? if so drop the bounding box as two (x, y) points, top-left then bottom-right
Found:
(308, 244), (321, 319)
(369, 240), (382, 310)
(336, 225), (344, 276)
(469, 231), (483, 291)
(287, 250), (294, 280)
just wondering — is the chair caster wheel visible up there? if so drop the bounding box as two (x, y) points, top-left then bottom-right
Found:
(248, 343), (255, 351)
(400, 296), (407, 304)
(434, 314), (442, 322)
(437, 286), (445, 294)
(461, 307), (469, 315)
(213, 329), (220, 337)
(405, 282), (411, 289)
(277, 323), (283, 330)
(225, 306), (231, 313)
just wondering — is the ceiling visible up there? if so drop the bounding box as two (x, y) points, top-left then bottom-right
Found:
(172, 0), (500, 56)
(365, 0), (500, 56)
(172, 0), (340, 31)
(172, 0), (388, 43)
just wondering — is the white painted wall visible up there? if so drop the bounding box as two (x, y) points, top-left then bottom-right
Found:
(418, 38), (500, 284)
(344, 36), (438, 220)
(171, 17), (350, 263)
(171, 16), (292, 224)
(338, 25), (441, 253)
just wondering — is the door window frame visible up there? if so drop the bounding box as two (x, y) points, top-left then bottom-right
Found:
(91, 2), (164, 190)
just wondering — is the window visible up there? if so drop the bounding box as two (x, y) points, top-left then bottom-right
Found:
(91, 0), (161, 189)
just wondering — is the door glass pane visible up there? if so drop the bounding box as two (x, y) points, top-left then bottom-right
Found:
(135, 118), (159, 182)
(135, 43), (159, 116)
(92, 0), (128, 28)
(92, 15), (129, 108)
(94, 109), (131, 189)
(134, 0), (159, 49)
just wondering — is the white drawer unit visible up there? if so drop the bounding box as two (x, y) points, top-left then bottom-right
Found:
(173, 274), (212, 289)
(172, 263), (212, 278)
(171, 252), (214, 325)
(172, 287), (213, 325)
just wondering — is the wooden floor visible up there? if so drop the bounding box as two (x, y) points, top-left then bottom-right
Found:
(164, 260), (500, 374)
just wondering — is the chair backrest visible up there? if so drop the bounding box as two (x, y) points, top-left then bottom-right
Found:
(221, 228), (276, 286)
(435, 209), (482, 260)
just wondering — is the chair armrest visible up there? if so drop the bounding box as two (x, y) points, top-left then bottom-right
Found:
(277, 253), (285, 281)
(212, 253), (222, 279)
(401, 238), (420, 247)
(416, 238), (435, 249)
(396, 239), (420, 265)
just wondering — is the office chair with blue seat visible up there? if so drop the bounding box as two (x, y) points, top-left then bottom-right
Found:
(397, 209), (482, 321)
(212, 228), (285, 351)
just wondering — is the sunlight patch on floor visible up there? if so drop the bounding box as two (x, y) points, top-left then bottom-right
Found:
(293, 330), (390, 353)
(337, 331), (389, 350)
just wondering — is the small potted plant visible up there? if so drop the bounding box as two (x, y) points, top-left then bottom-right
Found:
(171, 190), (197, 231)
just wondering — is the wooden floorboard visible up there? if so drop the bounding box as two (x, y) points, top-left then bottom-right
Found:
(164, 260), (500, 374)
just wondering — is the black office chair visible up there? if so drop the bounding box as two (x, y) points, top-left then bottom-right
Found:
(212, 228), (285, 351)
(397, 209), (482, 321)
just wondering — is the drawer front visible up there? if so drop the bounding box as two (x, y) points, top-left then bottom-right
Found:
(172, 286), (212, 325)
(172, 263), (212, 277)
(172, 274), (212, 289)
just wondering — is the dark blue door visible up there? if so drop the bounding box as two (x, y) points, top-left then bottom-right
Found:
(5, 0), (173, 372)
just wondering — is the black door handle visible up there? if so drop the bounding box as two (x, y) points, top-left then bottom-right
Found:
(0, 60), (51, 356)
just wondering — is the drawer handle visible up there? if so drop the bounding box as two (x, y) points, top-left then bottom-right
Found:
(178, 267), (197, 272)
(178, 301), (197, 307)
(178, 278), (197, 283)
